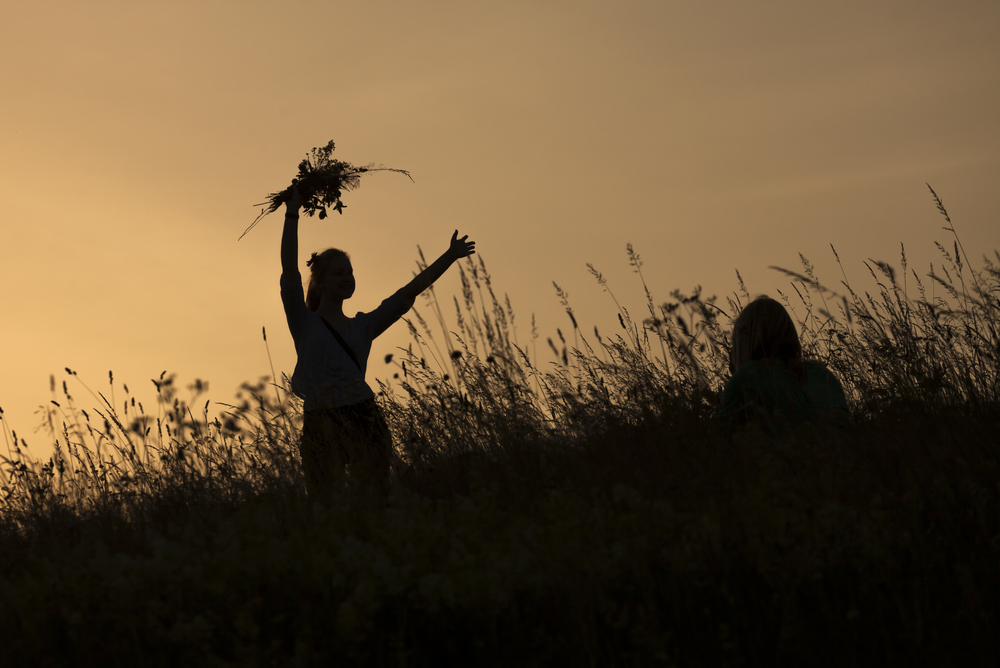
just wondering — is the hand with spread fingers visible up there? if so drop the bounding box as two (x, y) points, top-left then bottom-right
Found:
(398, 230), (479, 301)
(448, 231), (476, 260)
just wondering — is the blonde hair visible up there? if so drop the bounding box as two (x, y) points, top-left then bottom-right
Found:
(730, 296), (804, 381)
(305, 248), (350, 312)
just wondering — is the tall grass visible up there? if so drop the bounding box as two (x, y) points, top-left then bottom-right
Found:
(769, 185), (999, 416)
(0, 187), (996, 666)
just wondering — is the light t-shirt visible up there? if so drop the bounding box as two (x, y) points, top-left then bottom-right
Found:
(280, 271), (415, 410)
(713, 359), (850, 431)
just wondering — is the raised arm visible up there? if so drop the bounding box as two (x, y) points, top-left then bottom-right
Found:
(280, 187), (304, 276)
(399, 231), (476, 301)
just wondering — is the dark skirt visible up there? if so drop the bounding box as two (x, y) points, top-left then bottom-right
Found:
(300, 398), (392, 497)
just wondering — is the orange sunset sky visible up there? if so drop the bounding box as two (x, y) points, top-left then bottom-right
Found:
(2, 0), (998, 456)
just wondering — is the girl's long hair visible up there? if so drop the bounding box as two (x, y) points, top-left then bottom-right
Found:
(305, 248), (350, 312)
(730, 296), (805, 382)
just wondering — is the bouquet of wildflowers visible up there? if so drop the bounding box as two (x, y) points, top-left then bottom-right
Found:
(240, 141), (411, 239)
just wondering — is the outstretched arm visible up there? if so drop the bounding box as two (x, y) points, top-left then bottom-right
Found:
(280, 187), (304, 276)
(399, 231), (476, 301)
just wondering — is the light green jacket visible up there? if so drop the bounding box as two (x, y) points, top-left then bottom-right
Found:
(714, 359), (849, 430)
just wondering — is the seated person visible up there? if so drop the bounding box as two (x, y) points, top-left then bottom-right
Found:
(714, 296), (849, 431)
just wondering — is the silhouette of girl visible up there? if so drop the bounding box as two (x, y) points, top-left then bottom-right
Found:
(714, 296), (849, 431)
(280, 187), (475, 497)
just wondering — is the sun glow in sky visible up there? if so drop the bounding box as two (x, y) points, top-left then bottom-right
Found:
(2, 0), (998, 454)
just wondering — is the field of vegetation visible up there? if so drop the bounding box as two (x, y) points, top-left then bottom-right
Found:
(1, 189), (997, 666)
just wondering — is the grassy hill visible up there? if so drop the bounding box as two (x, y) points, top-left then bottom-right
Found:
(2, 192), (996, 666)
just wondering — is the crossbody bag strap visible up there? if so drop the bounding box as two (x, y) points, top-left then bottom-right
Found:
(319, 317), (363, 372)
